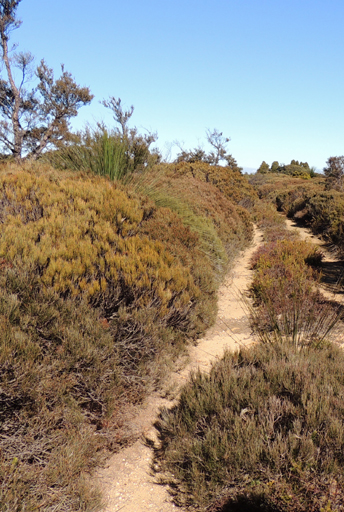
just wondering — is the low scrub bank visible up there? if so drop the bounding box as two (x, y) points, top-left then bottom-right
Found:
(248, 238), (341, 347)
(0, 162), (254, 510)
(0, 266), (117, 510)
(249, 172), (344, 256)
(169, 160), (258, 207)
(154, 342), (344, 512)
(136, 162), (254, 275)
(251, 201), (297, 242)
(154, 173), (344, 512)
(277, 188), (344, 254)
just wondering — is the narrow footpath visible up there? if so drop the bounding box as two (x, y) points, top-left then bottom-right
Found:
(96, 227), (264, 512)
(96, 219), (344, 511)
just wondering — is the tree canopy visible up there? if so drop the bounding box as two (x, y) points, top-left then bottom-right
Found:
(323, 156), (344, 190)
(0, 0), (93, 160)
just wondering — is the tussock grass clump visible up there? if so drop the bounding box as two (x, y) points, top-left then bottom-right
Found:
(155, 342), (344, 511)
(248, 239), (342, 347)
(47, 129), (128, 180)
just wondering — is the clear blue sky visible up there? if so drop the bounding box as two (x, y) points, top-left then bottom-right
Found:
(12, 0), (344, 171)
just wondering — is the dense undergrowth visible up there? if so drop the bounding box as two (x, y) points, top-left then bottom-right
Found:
(248, 238), (341, 347)
(154, 189), (344, 512)
(250, 172), (344, 255)
(155, 342), (344, 512)
(0, 158), (254, 510)
(4, 146), (344, 512)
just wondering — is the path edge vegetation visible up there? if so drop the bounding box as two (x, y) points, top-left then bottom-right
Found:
(152, 175), (344, 512)
(0, 156), (255, 509)
(1, 2), (344, 510)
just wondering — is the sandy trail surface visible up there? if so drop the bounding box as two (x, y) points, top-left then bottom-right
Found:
(96, 219), (344, 511)
(96, 227), (264, 512)
(285, 218), (344, 304)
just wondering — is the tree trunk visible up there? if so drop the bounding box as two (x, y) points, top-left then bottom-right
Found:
(1, 32), (22, 159)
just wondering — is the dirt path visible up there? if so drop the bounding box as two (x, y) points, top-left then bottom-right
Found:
(285, 218), (344, 303)
(96, 219), (344, 511)
(95, 227), (264, 512)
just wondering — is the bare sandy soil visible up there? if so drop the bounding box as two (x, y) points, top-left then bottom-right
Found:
(95, 228), (264, 512)
(95, 219), (344, 511)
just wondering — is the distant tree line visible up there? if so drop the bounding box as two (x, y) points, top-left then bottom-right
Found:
(257, 156), (344, 191)
(257, 159), (316, 178)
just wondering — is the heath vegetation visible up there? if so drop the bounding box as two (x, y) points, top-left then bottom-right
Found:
(1, 2), (344, 511)
(153, 161), (344, 512)
(154, 342), (344, 512)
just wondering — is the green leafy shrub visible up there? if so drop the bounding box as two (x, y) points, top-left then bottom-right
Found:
(155, 342), (344, 512)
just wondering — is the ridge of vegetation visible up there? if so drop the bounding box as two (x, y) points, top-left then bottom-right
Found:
(0, 156), (254, 510)
(153, 205), (344, 512)
(1, 4), (344, 511)
(249, 166), (344, 256)
(154, 341), (344, 512)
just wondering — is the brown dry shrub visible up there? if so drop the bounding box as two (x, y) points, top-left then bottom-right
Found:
(140, 165), (254, 261)
(0, 265), (123, 511)
(160, 161), (258, 206)
(248, 239), (342, 348)
(154, 342), (344, 512)
(0, 161), (255, 510)
(278, 189), (344, 254)
(249, 172), (324, 204)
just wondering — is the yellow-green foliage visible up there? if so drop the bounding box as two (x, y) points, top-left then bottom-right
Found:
(0, 170), (198, 316)
(163, 161), (258, 206)
(137, 163), (254, 266)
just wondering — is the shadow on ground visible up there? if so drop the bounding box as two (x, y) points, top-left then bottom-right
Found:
(320, 260), (344, 293)
(208, 495), (281, 512)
